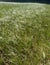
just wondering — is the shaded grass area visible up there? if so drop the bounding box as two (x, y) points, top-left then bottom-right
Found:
(0, 3), (50, 65)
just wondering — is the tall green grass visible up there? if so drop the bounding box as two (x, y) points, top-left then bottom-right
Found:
(0, 3), (50, 65)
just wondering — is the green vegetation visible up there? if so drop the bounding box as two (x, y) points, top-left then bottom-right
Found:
(0, 3), (50, 65)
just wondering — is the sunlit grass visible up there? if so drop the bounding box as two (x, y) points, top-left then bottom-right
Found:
(0, 3), (50, 65)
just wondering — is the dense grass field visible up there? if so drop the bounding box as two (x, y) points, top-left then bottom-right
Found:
(0, 3), (50, 65)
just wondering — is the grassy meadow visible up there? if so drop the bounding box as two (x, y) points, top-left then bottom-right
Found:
(0, 3), (50, 65)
